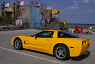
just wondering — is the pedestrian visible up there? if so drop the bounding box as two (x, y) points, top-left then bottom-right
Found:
(79, 28), (81, 36)
(81, 28), (83, 34)
(75, 26), (79, 35)
(85, 28), (89, 35)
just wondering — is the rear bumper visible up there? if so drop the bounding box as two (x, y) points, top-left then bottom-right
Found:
(79, 43), (90, 56)
(70, 42), (90, 57)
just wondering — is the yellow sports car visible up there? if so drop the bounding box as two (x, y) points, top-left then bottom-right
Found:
(11, 30), (91, 60)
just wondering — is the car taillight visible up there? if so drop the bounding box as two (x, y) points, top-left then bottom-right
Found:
(85, 41), (86, 44)
(82, 41), (86, 45)
(82, 41), (84, 45)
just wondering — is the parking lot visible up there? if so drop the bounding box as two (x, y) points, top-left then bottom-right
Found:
(0, 29), (95, 64)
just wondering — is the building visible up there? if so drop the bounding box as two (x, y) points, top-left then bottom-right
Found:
(0, 1), (52, 28)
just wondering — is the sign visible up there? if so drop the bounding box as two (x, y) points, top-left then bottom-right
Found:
(61, 22), (68, 25)
(31, 1), (34, 5)
(24, 2), (28, 5)
(35, 2), (40, 8)
(10, 3), (13, 6)
(47, 6), (52, 9)
(4, 3), (9, 7)
(52, 10), (60, 14)
(19, 1), (24, 5)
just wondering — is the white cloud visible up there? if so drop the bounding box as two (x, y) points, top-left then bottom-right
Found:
(58, 9), (62, 12)
(91, 0), (95, 4)
(51, 3), (58, 7)
(51, 3), (58, 10)
(63, 6), (79, 11)
(86, 9), (95, 12)
(75, 9), (95, 13)
(74, 1), (77, 5)
(78, 0), (90, 3)
(84, 0), (90, 3)
(69, 6), (79, 9)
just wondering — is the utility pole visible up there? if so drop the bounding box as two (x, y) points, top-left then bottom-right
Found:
(73, 13), (76, 29)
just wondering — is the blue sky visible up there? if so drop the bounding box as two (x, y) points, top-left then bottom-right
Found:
(0, 0), (95, 24)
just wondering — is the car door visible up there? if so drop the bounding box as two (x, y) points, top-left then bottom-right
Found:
(28, 31), (54, 52)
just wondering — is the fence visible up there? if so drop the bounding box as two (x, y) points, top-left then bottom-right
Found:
(1, 17), (93, 31)
(0, 17), (61, 31)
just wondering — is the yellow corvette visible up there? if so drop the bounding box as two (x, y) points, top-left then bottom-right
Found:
(11, 30), (91, 60)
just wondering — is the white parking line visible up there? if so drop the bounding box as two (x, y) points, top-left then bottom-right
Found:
(0, 47), (65, 64)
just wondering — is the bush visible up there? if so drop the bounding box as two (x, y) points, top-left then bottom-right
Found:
(0, 12), (17, 26)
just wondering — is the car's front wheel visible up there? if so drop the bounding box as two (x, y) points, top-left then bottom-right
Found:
(54, 45), (69, 60)
(14, 38), (23, 50)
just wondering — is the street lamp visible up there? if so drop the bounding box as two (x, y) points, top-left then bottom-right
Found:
(73, 13), (76, 29)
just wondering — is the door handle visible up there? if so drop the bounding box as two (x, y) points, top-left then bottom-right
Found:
(46, 39), (50, 41)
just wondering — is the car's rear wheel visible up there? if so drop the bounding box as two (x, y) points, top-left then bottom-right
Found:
(14, 38), (23, 50)
(54, 45), (69, 60)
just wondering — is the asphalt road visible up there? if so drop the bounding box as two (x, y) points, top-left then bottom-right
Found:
(0, 29), (95, 64)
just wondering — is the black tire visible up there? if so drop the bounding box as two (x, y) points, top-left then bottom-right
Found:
(14, 38), (23, 50)
(54, 45), (69, 60)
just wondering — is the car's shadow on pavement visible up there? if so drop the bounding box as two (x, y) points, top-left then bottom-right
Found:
(24, 49), (91, 61)
(70, 51), (91, 61)
(25, 49), (55, 57)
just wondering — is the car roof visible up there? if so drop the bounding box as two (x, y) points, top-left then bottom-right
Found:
(44, 30), (61, 31)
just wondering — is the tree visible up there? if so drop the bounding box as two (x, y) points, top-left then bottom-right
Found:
(0, 12), (17, 26)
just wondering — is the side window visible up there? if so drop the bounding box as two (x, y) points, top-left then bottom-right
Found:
(36, 31), (54, 38)
(58, 32), (69, 38)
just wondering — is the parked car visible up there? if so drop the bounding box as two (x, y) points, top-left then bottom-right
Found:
(11, 30), (91, 60)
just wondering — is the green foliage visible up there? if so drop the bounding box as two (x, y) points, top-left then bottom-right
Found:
(0, 12), (17, 26)
(0, 16), (4, 25)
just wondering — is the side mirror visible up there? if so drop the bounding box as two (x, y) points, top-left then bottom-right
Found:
(34, 35), (37, 39)
(34, 35), (35, 38)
